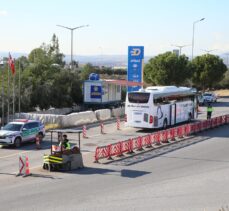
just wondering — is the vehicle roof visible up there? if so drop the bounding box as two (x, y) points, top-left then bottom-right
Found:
(9, 119), (41, 124)
(132, 86), (194, 99)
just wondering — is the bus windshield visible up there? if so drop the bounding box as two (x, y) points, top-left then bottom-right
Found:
(128, 93), (150, 104)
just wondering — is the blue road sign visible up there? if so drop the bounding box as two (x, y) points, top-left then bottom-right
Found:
(127, 46), (144, 92)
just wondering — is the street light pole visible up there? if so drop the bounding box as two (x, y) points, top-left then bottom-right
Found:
(171, 44), (191, 55)
(191, 18), (205, 60)
(57, 24), (89, 70)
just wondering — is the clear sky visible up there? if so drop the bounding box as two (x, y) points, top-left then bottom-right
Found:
(0, 0), (229, 57)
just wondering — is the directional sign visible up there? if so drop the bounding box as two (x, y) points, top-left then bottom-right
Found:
(127, 46), (144, 92)
(19, 155), (26, 174)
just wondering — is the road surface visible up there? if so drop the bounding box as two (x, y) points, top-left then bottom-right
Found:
(0, 97), (228, 210)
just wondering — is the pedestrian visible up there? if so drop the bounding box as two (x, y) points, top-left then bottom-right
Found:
(207, 103), (213, 119)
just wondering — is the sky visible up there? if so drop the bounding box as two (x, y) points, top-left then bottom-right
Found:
(0, 0), (229, 58)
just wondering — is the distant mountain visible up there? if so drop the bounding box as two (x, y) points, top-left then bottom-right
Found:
(0, 51), (152, 66)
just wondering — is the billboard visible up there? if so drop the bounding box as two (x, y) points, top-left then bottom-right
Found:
(90, 85), (102, 99)
(127, 46), (144, 92)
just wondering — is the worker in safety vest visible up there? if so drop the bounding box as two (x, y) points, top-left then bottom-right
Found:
(207, 103), (213, 119)
(59, 134), (71, 150)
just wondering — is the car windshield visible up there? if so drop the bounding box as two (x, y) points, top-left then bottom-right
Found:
(3, 123), (22, 131)
(203, 93), (212, 97)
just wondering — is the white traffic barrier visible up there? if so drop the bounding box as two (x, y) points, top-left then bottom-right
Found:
(61, 111), (97, 128)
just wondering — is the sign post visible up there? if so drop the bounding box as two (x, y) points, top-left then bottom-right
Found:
(16, 154), (26, 176)
(127, 46), (144, 92)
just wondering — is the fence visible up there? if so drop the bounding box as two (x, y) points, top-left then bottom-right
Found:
(94, 114), (229, 162)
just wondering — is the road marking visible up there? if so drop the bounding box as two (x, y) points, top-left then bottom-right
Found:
(0, 150), (29, 159)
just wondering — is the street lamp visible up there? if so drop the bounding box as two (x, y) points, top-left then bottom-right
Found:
(171, 44), (191, 55)
(191, 18), (205, 60)
(57, 24), (89, 70)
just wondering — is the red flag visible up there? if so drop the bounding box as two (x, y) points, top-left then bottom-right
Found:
(8, 53), (15, 75)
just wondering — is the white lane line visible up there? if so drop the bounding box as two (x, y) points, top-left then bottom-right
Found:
(0, 150), (29, 159)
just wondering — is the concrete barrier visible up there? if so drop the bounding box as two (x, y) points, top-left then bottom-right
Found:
(61, 111), (97, 128)
(95, 109), (111, 121)
(111, 107), (125, 117)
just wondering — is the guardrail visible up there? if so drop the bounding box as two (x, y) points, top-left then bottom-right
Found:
(94, 114), (229, 162)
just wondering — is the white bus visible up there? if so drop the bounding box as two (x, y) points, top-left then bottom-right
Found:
(125, 86), (197, 129)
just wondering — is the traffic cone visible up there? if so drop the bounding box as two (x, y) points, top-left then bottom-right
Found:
(117, 117), (120, 130)
(100, 122), (105, 134)
(83, 125), (88, 138)
(23, 156), (31, 177)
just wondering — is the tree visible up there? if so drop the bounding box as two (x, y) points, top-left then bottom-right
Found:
(144, 52), (191, 86)
(191, 54), (227, 90)
(80, 63), (97, 80)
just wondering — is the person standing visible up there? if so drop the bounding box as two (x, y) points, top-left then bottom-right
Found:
(207, 103), (213, 119)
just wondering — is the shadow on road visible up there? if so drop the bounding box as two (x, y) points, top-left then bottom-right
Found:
(0, 172), (16, 176)
(30, 173), (62, 179)
(66, 167), (151, 178)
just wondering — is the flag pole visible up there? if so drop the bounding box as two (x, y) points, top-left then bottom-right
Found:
(18, 59), (21, 115)
(13, 65), (15, 121)
(7, 60), (10, 123)
(1, 59), (4, 126)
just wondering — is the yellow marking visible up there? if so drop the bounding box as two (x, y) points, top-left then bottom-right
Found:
(0, 150), (29, 159)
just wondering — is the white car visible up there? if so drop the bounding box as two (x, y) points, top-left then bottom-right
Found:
(0, 119), (45, 147)
(203, 93), (217, 103)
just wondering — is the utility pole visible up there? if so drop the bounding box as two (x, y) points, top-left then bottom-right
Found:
(57, 24), (89, 70)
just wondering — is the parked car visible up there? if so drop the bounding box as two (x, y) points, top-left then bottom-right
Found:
(203, 92), (217, 103)
(197, 94), (204, 106)
(0, 119), (45, 147)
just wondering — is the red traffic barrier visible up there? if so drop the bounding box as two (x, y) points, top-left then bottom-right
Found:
(142, 135), (152, 148)
(94, 145), (110, 162)
(169, 128), (176, 141)
(161, 130), (169, 143)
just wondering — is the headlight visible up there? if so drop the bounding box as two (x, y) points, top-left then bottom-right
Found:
(6, 135), (14, 139)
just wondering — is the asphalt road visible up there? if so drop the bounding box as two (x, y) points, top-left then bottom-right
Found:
(0, 97), (228, 210)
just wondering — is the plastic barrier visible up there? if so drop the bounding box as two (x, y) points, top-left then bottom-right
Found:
(94, 114), (229, 162)
(142, 135), (152, 148)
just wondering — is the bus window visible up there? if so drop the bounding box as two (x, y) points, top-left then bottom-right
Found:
(128, 93), (150, 104)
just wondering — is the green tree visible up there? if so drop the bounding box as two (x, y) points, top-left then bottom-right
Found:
(144, 52), (191, 86)
(191, 54), (227, 90)
(80, 63), (97, 80)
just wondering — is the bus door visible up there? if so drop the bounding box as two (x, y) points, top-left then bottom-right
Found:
(170, 103), (176, 125)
